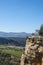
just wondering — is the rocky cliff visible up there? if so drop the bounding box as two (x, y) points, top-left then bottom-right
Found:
(20, 36), (43, 65)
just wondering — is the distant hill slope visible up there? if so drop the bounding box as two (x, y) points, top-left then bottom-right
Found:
(0, 32), (38, 46)
(0, 37), (26, 47)
(0, 32), (31, 38)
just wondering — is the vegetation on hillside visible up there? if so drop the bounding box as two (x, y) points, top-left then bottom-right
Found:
(0, 37), (26, 47)
(0, 45), (23, 65)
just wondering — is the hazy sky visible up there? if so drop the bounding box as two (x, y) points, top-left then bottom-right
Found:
(0, 0), (43, 33)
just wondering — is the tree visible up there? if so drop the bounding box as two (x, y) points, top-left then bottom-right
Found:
(31, 33), (35, 36)
(39, 24), (43, 36)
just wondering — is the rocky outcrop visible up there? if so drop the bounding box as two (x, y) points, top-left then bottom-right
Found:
(20, 36), (43, 65)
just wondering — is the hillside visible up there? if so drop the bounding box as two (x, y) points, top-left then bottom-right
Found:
(0, 37), (26, 47)
(0, 45), (23, 65)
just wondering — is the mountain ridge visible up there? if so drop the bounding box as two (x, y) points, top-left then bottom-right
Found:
(0, 31), (31, 38)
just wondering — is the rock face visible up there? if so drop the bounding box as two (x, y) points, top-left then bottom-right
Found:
(20, 36), (43, 65)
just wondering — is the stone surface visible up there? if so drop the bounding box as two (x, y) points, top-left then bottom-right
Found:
(20, 36), (43, 65)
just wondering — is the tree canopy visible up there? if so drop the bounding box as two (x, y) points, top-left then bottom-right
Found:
(39, 24), (43, 36)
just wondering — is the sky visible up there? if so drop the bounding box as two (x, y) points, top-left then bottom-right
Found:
(0, 0), (43, 33)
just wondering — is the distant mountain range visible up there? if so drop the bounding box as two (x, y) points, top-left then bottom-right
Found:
(0, 32), (38, 46)
(0, 32), (31, 38)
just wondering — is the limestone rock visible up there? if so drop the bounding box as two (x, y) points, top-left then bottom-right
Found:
(20, 36), (43, 65)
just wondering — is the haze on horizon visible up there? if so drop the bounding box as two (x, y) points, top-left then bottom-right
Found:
(0, 0), (43, 33)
